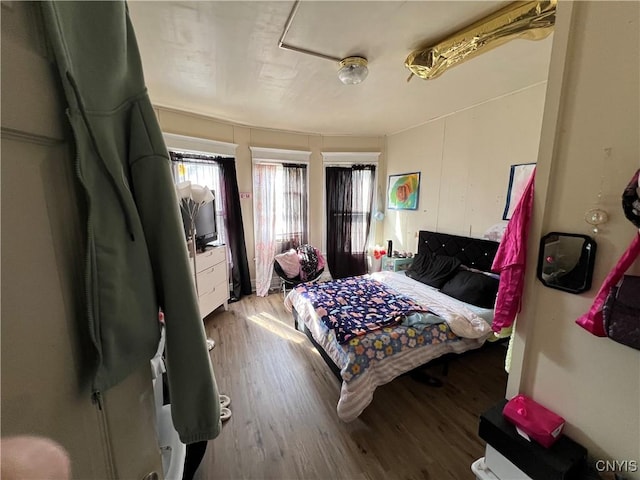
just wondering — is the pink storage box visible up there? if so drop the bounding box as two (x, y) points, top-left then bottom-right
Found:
(503, 394), (565, 448)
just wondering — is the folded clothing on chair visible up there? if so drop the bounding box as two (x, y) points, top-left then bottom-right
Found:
(275, 250), (301, 278)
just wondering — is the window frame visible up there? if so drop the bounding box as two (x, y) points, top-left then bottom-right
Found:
(163, 133), (238, 157)
(250, 146), (311, 251)
(321, 152), (381, 255)
(163, 133), (238, 247)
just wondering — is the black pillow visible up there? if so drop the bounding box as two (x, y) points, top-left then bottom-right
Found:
(406, 253), (461, 289)
(440, 269), (499, 308)
(405, 252), (433, 275)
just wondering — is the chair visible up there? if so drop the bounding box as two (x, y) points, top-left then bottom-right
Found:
(274, 244), (325, 298)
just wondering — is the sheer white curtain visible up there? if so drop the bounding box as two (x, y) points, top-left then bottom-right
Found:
(351, 167), (375, 255)
(253, 163), (278, 296)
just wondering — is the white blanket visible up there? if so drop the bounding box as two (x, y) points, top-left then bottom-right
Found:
(370, 271), (493, 338)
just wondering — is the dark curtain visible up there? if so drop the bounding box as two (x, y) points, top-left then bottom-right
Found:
(325, 165), (375, 279)
(280, 163), (308, 252)
(217, 158), (252, 298)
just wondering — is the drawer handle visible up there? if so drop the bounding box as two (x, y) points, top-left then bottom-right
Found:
(203, 265), (220, 275)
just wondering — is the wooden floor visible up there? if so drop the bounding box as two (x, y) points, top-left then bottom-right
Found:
(199, 293), (507, 480)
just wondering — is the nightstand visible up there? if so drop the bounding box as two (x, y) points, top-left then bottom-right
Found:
(381, 256), (414, 272)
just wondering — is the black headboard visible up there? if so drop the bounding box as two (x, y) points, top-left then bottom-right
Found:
(418, 231), (499, 272)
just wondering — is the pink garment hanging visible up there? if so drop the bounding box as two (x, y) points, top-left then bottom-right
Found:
(491, 169), (536, 332)
(576, 232), (640, 336)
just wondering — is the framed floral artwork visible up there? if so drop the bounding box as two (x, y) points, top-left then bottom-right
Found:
(388, 172), (420, 210)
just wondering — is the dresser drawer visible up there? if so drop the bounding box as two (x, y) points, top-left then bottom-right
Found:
(198, 284), (228, 319)
(197, 262), (227, 296)
(195, 247), (225, 273)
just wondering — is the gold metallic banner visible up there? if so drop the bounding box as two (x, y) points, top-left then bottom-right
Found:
(405, 0), (556, 81)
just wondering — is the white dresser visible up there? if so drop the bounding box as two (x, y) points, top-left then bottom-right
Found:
(191, 245), (229, 318)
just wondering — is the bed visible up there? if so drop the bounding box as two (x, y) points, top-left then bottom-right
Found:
(284, 230), (500, 421)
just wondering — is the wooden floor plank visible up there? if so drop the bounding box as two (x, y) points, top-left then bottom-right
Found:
(199, 294), (507, 480)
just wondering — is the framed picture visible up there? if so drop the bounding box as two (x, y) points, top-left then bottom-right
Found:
(388, 172), (420, 210)
(503, 163), (536, 220)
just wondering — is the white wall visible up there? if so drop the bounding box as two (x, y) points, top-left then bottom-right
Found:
(385, 83), (547, 251)
(508, 2), (640, 476)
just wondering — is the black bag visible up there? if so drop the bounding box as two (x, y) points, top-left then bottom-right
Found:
(603, 275), (640, 350)
(622, 168), (640, 228)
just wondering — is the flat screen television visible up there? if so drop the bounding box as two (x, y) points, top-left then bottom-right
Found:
(180, 198), (218, 251)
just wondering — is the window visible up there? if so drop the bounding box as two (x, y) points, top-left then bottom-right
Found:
(276, 163), (308, 248)
(322, 152), (380, 279)
(325, 165), (376, 278)
(169, 151), (227, 245)
(253, 162), (308, 250)
(250, 147), (311, 296)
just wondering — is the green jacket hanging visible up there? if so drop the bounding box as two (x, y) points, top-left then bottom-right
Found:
(40, 1), (221, 443)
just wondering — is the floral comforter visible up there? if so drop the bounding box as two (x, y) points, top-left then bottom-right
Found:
(294, 276), (427, 344)
(340, 322), (458, 382)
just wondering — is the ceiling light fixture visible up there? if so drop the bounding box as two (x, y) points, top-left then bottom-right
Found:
(337, 57), (369, 85)
(278, 0), (368, 85)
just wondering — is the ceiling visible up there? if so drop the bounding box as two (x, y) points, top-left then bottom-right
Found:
(128, 1), (553, 137)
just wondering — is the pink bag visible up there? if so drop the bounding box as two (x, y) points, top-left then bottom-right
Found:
(503, 394), (565, 448)
(576, 233), (640, 337)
